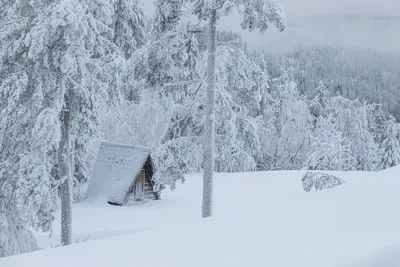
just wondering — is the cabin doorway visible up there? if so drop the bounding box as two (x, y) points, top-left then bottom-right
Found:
(134, 169), (145, 201)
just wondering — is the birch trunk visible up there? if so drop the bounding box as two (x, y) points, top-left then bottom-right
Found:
(202, 8), (217, 218)
(59, 90), (73, 246)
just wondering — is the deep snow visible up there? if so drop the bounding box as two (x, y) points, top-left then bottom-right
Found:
(1, 169), (400, 267)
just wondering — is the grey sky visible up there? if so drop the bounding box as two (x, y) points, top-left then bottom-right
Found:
(142, 1), (400, 53)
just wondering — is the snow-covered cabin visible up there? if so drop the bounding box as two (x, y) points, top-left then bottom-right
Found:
(86, 142), (160, 205)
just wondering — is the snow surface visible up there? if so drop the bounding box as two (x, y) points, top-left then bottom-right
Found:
(2, 169), (400, 267)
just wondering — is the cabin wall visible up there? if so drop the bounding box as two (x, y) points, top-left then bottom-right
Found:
(134, 169), (145, 200)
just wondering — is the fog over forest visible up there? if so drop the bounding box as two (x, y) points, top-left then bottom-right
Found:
(143, 1), (400, 53)
(230, 16), (400, 53)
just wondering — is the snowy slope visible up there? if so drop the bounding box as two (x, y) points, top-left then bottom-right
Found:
(2, 170), (400, 267)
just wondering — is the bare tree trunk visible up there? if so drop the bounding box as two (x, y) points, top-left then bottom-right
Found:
(202, 8), (217, 218)
(59, 91), (73, 246)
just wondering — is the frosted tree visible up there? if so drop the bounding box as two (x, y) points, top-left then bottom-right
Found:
(354, 104), (379, 171)
(160, 43), (263, 176)
(100, 90), (174, 150)
(0, 0), (62, 256)
(309, 81), (330, 128)
(148, 43), (261, 189)
(149, 0), (184, 80)
(151, 0), (184, 39)
(111, 0), (204, 192)
(111, 0), (146, 59)
(152, 137), (204, 192)
(72, 0), (122, 201)
(213, 92), (258, 172)
(153, 79), (205, 189)
(148, 29), (189, 95)
(0, 0), (119, 253)
(107, 0), (146, 105)
(257, 69), (311, 170)
(326, 97), (378, 171)
(123, 0), (194, 102)
(223, 45), (269, 117)
(379, 120), (400, 169)
(192, 0), (286, 217)
(205, 45), (261, 172)
(306, 116), (357, 171)
(182, 29), (201, 91)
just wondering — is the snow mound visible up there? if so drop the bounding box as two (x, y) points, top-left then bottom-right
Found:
(301, 171), (346, 192)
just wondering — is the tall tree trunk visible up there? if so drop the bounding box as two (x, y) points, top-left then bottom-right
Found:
(202, 8), (217, 218)
(59, 91), (73, 246)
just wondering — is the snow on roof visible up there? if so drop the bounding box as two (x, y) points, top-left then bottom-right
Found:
(86, 141), (151, 205)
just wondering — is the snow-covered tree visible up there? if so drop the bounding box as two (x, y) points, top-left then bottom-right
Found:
(107, 0), (204, 193)
(147, 0), (186, 90)
(146, 27), (190, 94)
(192, 0), (286, 217)
(183, 29), (201, 82)
(0, 0), (63, 255)
(71, 0), (123, 201)
(0, 0), (119, 254)
(151, 0), (184, 39)
(306, 116), (357, 171)
(226, 47), (269, 117)
(160, 43), (264, 174)
(123, 0), (199, 103)
(111, 0), (146, 59)
(354, 103), (379, 171)
(308, 81), (330, 127)
(326, 97), (379, 171)
(379, 120), (400, 169)
(100, 90), (174, 149)
(257, 70), (311, 170)
(152, 137), (203, 192)
(209, 46), (262, 172)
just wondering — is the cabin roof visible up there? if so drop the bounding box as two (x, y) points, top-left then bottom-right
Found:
(86, 141), (152, 204)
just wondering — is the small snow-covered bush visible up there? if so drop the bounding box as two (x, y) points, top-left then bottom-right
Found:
(301, 172), (346, 192)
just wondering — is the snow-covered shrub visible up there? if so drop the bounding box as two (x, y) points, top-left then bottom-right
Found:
(302, 172), (346, 192)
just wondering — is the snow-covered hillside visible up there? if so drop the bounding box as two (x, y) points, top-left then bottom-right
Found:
(1, 169), (400, 267)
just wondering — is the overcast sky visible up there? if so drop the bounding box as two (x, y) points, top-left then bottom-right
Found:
(143, 0), (400, 17)
(142, 1), (400, 53)
(276, 0), (400, 17)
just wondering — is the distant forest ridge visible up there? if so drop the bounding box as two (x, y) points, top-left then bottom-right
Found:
(261, 46), (400, 120)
